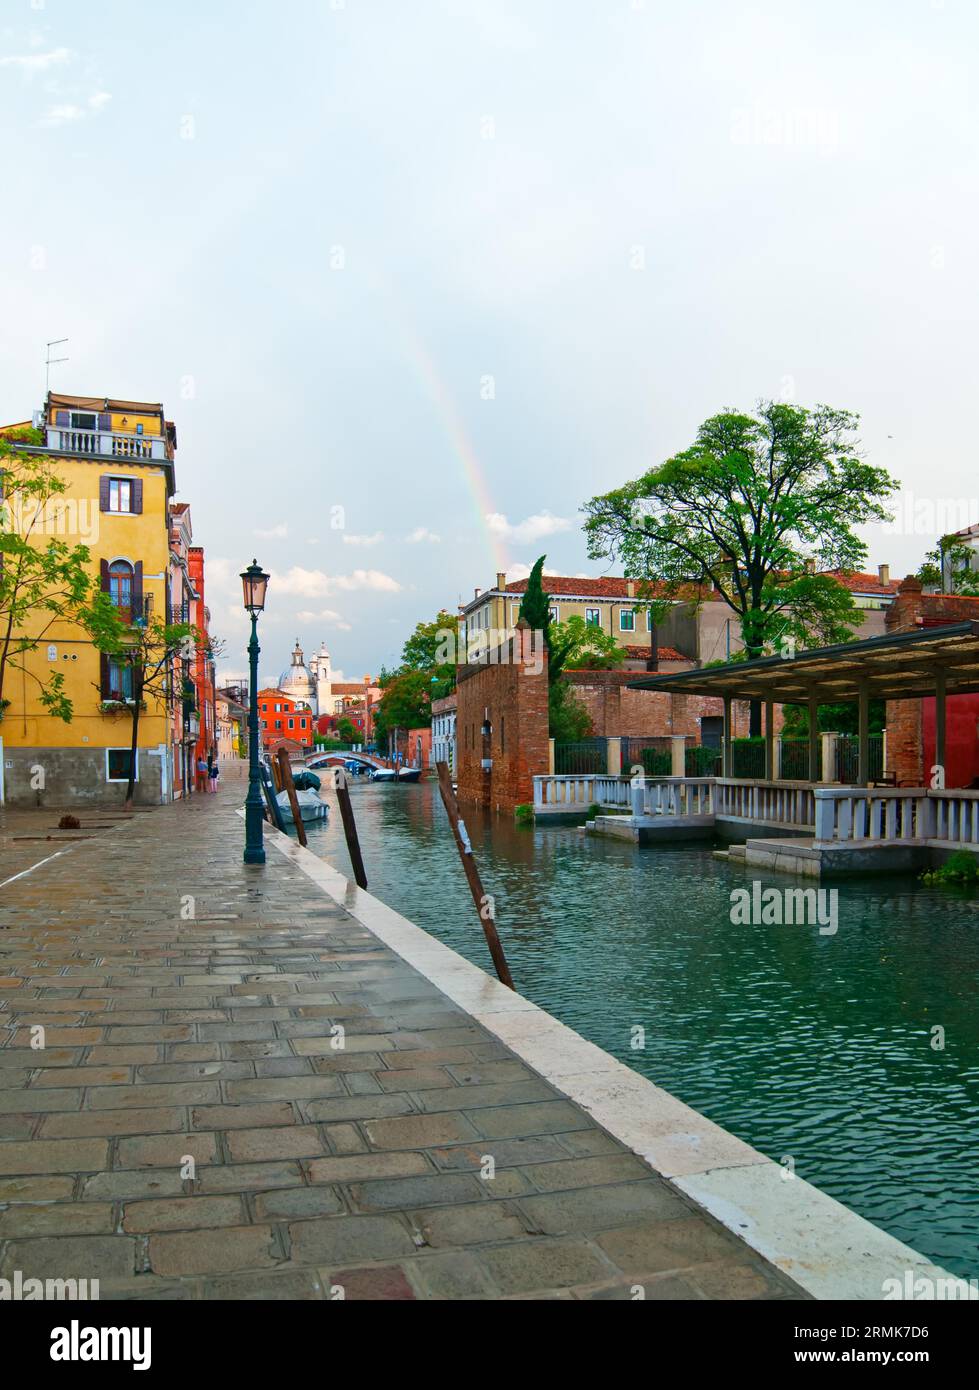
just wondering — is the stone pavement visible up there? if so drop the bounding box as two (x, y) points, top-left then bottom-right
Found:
(0, 772), (804, 1300)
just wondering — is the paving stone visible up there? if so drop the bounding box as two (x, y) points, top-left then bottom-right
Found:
(226, 1126), (328, 1162)
(122, 1196), (245, 1232)
(191, 1102), (295, 1130)
(479, 1239), (612, 1294)
(87, 1081), (222, 1109)
(198, 1161), (304, 1194)
(0, 1175), (75, 1203)
(41, 1107), (187, 1139)
(328, 1265), (416, 1300)
(306, 1152), (432, 1184)
(430, 1136), (569, 1171)
(225, 1076), (345, 1103)
(303, 1095), (417, 1123)
(404, 1250), (497, 1298)
(323, 1123), (367, 1154)
(595, 1215), (744, 1275)
(115, 1133), (218, 1169)
(288, 1214), (417, 1264)
(470, 1101), (593, 1140)
(0, 1138), (108, 1175)
(520, 1181), (689, 1235)
(149, 1224), (278, 1276)
(375, 1067), (456, 1092)
(203, 1269), (323, 1300)
(0, 1202), (114, 1237)
(253, 1187), (344, 1221)
(29, 1066), (132, 1088)
(520, 1154), (652, 1192)
(349, 1173), (483, 1212)
(82, 1170), (189, 1201)
(364, 1112), (479, 1150)
(0, 1235), (137, 1283)
(412, 1202), (528, 1247)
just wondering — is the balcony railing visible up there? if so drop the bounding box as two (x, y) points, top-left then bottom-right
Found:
(45, 427), (168, 460)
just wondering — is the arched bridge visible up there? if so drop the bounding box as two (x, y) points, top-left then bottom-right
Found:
(304, 750), (387, 772)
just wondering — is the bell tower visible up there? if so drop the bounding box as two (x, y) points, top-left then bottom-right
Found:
(312, 640), (332, 717)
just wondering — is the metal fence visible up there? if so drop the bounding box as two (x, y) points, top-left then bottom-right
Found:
(686, 745), (722, 777)
(621, 736), (673, 776)
(780, 739), (822, 781)
(554, 738), (608, 774)
(730, 739), (766, 779)
(835, 734), (884, 783)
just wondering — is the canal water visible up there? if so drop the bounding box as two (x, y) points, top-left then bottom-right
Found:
(302, 779), (979, 1280)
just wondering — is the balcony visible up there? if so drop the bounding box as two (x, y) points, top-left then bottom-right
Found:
(45, 426), (169, 461)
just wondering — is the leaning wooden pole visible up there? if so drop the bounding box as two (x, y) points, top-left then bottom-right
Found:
(435, 760), (514, 990)
(276, 748), (308, 848)
(333, 767), (368, 889)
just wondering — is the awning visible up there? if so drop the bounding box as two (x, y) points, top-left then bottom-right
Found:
(627, 622), (979, 702)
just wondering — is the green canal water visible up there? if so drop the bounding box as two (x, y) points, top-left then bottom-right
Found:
(303, 779), (979, 1280)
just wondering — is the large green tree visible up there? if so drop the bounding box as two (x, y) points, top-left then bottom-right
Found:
(0, 430), (95, 722)
(918, 536), (979, 596)
(583, 401), (898, 733)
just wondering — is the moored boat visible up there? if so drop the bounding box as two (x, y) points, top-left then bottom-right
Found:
(275, 788), (329, 823)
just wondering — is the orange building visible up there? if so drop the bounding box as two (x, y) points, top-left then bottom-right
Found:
(258, 688), (313, 751)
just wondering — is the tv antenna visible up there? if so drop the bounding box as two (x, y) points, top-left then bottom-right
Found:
(45, 338), (69, 392)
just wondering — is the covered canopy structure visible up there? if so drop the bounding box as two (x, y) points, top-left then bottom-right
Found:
(627, 621), (979, 786)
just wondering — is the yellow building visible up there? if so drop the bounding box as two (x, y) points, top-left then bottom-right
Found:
(460, 571), (664, 656)
(0, 392), (177, 806)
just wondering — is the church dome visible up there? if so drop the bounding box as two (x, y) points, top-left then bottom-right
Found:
(279, 639), (315, 705)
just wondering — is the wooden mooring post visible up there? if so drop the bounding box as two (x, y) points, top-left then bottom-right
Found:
(333, 767), (368, 889)
(276, 748), (308, 847)
(435, 760), (514, 990)
(260, 763), (287, 832)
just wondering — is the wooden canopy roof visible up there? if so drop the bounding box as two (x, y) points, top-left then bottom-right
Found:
(627, 622), (979, 702)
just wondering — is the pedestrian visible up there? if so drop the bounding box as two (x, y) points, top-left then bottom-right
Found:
(195, 755), (208, 793)
(209, 754), (219, 794)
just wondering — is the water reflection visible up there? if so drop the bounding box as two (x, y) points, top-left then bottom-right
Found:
(302, 780), (979, 1279)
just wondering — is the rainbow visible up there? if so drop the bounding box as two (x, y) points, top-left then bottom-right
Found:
(399, 324), (508, 575)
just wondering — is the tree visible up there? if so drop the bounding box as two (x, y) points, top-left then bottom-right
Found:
(336, 716), (357, 743)
(781, 700), (886, 737)
(549, 615), (627, 671)
(516, 556), (595, 739)
(918, 536), (979, 596)
(583, 401), (898, 733)
(0, 430), (96, 722)
(373, 669), (434, 753)
(86, 594), (196, 810)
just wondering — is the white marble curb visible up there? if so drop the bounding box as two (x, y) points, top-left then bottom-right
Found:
(257, 819), (953, 1301)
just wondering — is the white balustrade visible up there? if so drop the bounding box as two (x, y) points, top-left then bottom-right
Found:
(813, 787), (979, 846)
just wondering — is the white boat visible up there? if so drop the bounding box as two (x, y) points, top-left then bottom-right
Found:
(275, 788), (329, 824)
(369, 767), (396, 782)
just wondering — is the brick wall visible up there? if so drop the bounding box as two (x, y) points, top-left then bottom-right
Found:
(455, 626), (549, 813)
(885, 575), (979, 785)
(561, 670), (765, 739)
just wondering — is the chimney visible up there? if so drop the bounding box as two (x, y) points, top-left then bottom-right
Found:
(496, 571), (506, 591)
(474, 588), (481, 599)
(878, 563), (890, 585)
(626, 580), (635, 598)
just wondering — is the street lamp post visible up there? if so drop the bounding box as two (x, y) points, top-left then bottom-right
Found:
(240, 559), (270, 866)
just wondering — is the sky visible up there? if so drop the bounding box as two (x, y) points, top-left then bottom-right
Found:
(2, 0), (978, 686)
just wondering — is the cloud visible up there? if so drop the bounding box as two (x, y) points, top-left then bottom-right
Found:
(342, 532), (384, 546)
(295, 608), (352, 631)
(0, 47), (72, 76)
(405, 527), (441, 544)
(270, 566), (402, 597)
(39, 91), (112, 128)
(504, 562), (565, 582)
(254, 522), (288, 539)
(485, 511), (572, 544)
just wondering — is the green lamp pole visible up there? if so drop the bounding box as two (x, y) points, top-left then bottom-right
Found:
(241, 559), (270, 865)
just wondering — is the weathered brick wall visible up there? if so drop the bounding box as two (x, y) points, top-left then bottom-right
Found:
(561, 670), (770, 739)
(884, 576), (979, 785)
(455, 628), (549, 812)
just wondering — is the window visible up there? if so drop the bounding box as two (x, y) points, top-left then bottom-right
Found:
(106, 748), (138, 782)
(71, 411), (97, 431)
(108, 478), (133, 513)
(275, 719), (282, 730)
(300, 719), (306, 729)
(548, 606), (558, 623)
(109, 560), (134, 622)
(619, 609), (635, 632)
(288, 718), (295, 729)
(585, 608), (601, 627)
(261, 703), (268, 713)
(106, 660), (133, 701)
